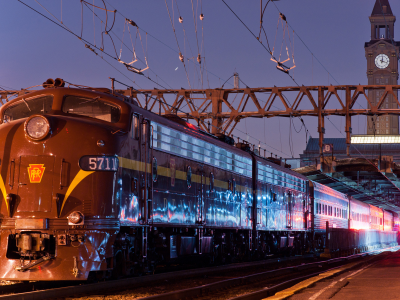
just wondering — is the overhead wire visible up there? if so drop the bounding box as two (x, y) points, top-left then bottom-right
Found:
(164, 0), (192, 89)
(221, 0), (299, 86)
(199, 0), (210, 88)
(103, 0), (225, 89)
(21, 1), (289, 157)
(173, 0), (202, 88)
(108, 75), (291, 157)
(220, 0), (309, 153)
(82, 3), (165, 87)
(19, 0), (171, 91)
(22, 0), (300, 158)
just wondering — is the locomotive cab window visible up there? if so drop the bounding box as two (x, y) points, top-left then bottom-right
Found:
(62, 95), (120, 123)
(3, 95), (53, 123)
(131, 114), (139, 139)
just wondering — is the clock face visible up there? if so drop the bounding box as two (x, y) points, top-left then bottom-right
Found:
(375, 54), (390, 69)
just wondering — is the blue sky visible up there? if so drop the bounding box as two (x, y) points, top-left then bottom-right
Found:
(0, 0), (398, 159)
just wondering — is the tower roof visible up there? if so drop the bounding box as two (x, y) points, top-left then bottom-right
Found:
(372, 0), (393, 16)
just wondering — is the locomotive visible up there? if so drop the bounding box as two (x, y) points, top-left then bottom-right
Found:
(0, 79), (397, 281)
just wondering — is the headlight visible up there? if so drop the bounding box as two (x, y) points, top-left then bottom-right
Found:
(24, 115), (50, 140)
(68, 211), (84, 225)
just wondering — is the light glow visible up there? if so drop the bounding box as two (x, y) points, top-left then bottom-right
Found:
(351, 135), (400, 144)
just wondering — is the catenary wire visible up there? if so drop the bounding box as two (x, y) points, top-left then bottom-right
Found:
(18, 0), (171, 91)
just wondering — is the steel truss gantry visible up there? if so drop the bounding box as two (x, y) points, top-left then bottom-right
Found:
(118, 84), (400, 162)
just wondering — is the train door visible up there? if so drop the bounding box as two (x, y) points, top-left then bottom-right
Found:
(139, 118), (152, 258)
(196, 166), (205, 224)
(139, 119), (153, 223)
(287, 191), (292, 228)
(197, 166), (205, 254)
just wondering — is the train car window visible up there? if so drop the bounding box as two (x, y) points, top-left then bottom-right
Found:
(380, 218), (383, 225)
(3, 95), (53, 123)
(187, 166), (192, 188)
(152, 157), (158, 182)
(62, 95), (120, 123)
(232, 178), (236, 194)
(319, 203), (321, 214)
(152, 122), (253, 178)
(210, 172), (214, 192)
(131, 115), (139, 139)
(228, 180), (232, 191)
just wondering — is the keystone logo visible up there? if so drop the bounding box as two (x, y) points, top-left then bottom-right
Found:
(27, 164), (45, 183)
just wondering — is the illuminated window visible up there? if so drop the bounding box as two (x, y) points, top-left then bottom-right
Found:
(351, 135), (400, 144)
(152, 122), (252, 177)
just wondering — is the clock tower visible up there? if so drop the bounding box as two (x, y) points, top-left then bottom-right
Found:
(366, 0), (400, 135)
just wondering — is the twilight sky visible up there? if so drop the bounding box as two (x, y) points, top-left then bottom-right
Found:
(0, 0), (398, 160)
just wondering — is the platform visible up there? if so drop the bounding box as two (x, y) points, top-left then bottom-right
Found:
(287, 251), (400, 300)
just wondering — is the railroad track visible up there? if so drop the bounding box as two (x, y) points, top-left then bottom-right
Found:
(0, 247), (397, 300)
(138, 247), (398, 300)
(0, 253), (315, 299)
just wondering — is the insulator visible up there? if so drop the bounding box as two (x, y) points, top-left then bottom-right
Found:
(200, 13), (204, 21)
(126, 18), (138, 27)
(179, 53), (184, 62)
(179, 16), (183, 23)
(197, 54), (201, 64)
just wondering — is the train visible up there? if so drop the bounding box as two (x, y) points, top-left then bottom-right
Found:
(0, 78), (397, 281)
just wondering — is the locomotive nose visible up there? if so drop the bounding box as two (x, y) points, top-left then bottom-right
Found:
(24, 115), (51, 141)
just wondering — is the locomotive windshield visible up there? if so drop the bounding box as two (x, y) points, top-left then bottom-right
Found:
(3, 95), (53, 123)
(62, 95), (120, 123)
